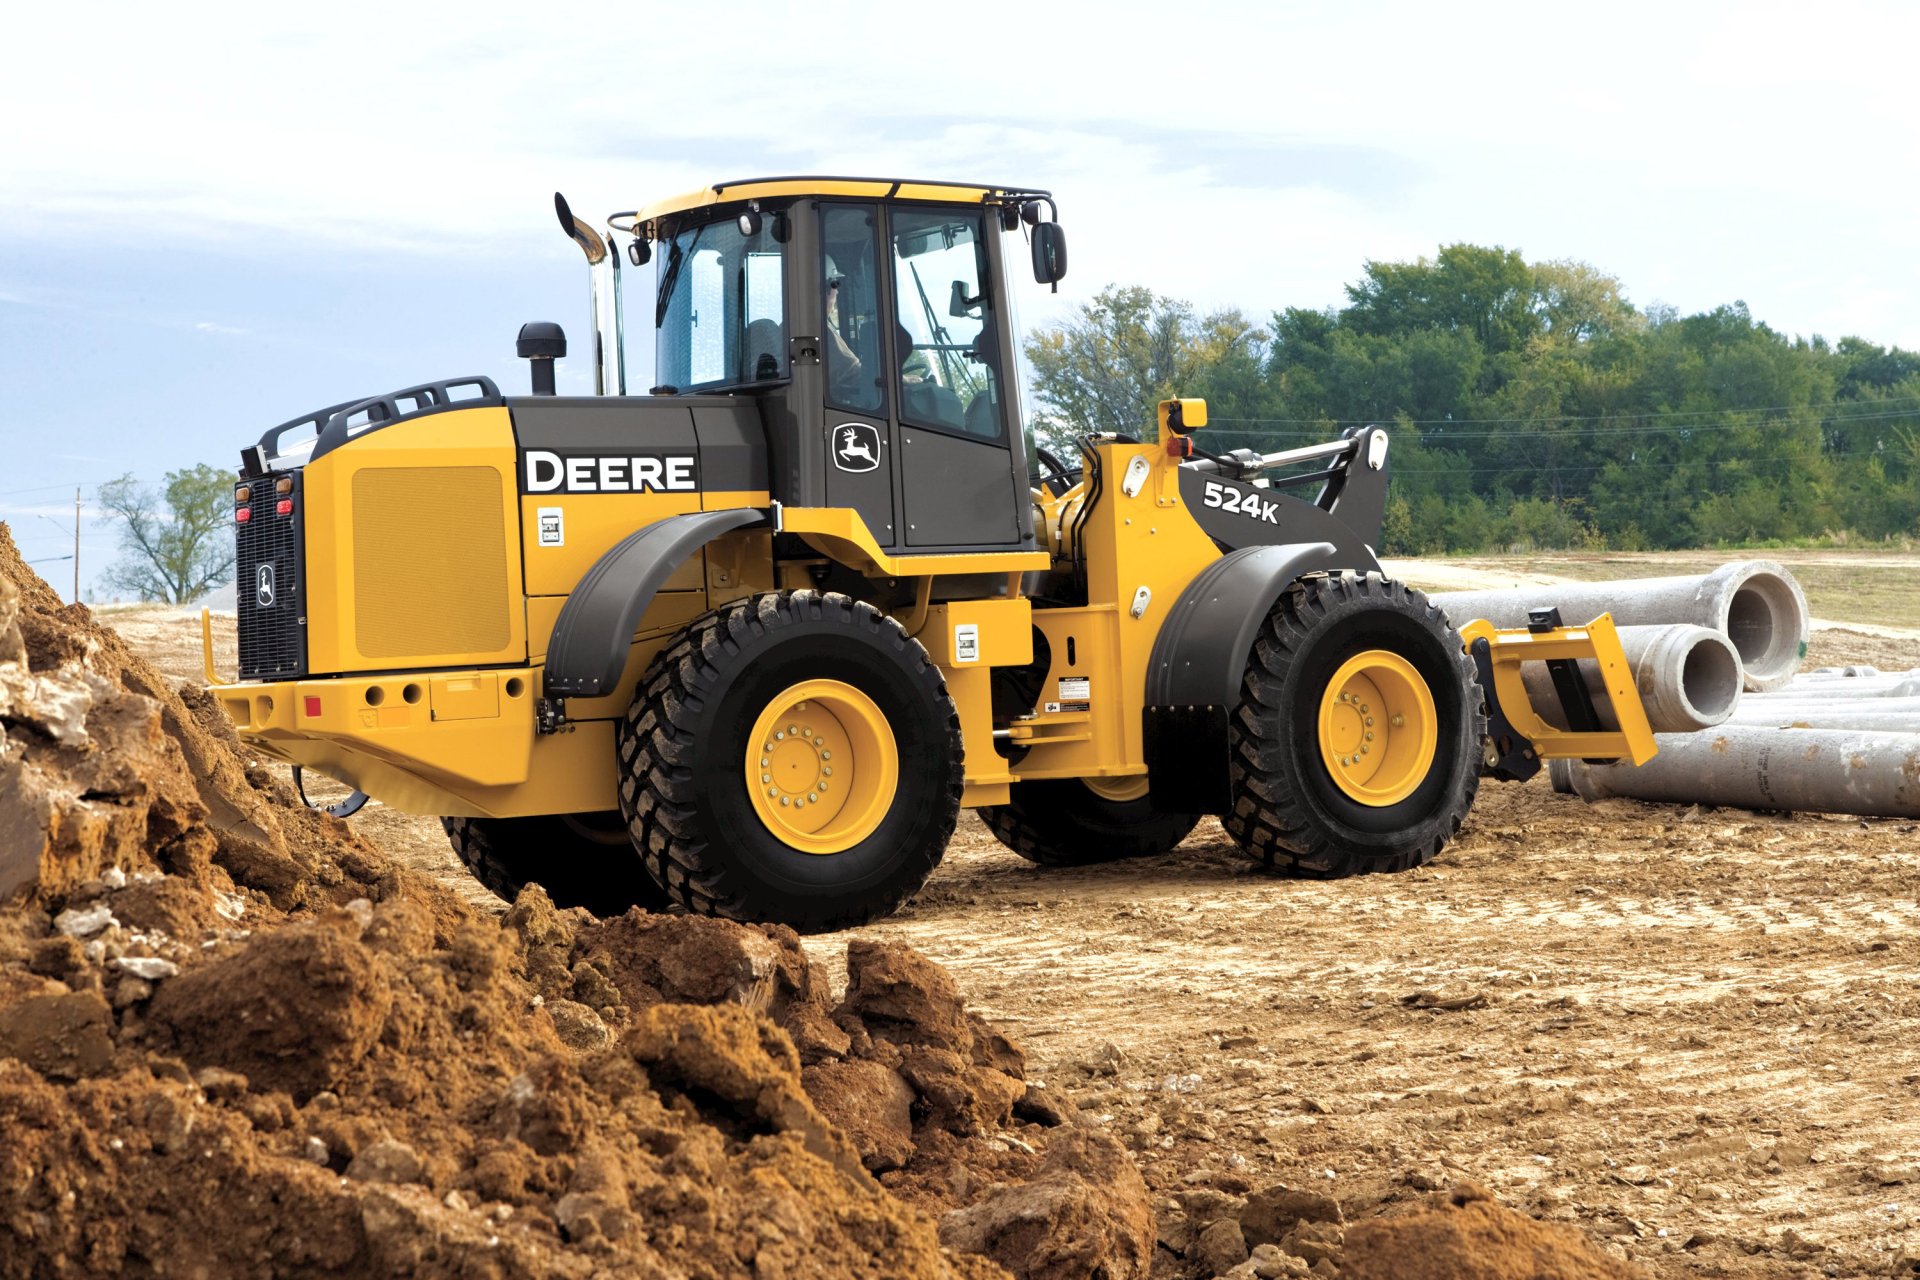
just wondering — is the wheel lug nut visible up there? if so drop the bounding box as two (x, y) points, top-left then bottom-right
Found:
(818, 780), (828, 791)
(1391, 714), (1404, 727)
(808, 792), (819, 803)
(761, 773), (771, 783)
(823, 766), (833, 777)
(821, 751), (832, 761)
(766, 787), (777, 798)
(1364, 732), (1374, 742)
(787, 724), (797, 735)
(780, 797), (790, 807)
(760, 756), (770, 767)
(1364, 718), (1373, 727)
(775, 731), (785, 741)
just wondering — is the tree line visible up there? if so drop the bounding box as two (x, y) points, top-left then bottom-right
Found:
(1024, 249), (1920, 555)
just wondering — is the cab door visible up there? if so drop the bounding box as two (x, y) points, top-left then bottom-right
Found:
(885, 205), (1023, 549)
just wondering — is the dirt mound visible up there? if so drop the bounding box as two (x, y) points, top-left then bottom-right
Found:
(1341, 1184), (1646, 1279)
(0, 525), (1153, 1279)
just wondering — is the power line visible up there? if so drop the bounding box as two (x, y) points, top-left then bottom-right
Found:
(1392, 444), (1901, 481)
(0, 480), (109, 499)
(1203, 393), (1920, 430)
(1206, 406), (1920, 443)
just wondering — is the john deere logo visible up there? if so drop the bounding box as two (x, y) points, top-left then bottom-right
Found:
(256, 563), (276, 608)
(832, 423), (880, 473)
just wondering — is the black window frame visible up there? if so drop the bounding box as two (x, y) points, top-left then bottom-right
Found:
(882, 200), (1010, 449)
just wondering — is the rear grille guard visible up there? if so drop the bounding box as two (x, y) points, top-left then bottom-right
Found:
(234, 471), (307, 680)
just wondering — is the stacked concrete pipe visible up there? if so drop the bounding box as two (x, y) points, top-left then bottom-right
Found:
(1723, 668), (1920, 734)
(1554, 727), (1920, 818)
(1432, 560), (1810, 692)
(1542, 652), (1920, 817)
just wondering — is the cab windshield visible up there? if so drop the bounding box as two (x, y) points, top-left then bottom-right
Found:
(655, 214), (786, 393)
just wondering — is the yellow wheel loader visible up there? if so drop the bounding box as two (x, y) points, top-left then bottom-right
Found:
(208, 177), (1654, 931)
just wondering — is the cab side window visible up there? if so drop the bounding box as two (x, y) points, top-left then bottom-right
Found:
(890, 209), (1002, 440)
(820, 205), (884, 417)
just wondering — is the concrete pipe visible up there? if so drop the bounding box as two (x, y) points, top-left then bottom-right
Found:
(1737, 677), (1920, 702)
(1561, 726), (1920, 818)
(1727, 710), (1920, 733)
(1519, 624), (1743, 733)
(1433, 560), (1809, 693)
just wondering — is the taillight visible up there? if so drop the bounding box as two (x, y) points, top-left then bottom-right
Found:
(236, 507), (252, 522)
(276, 499), (293, 516)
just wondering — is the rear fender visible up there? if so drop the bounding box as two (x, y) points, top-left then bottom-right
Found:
(543, 508), (764, 698)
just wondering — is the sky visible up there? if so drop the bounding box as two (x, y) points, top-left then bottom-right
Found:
(3, 0), (1918, 600)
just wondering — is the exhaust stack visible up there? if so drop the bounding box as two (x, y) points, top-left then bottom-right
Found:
(554, 192), (623, 396)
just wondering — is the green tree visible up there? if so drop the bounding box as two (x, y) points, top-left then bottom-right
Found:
(1342, 244), (1541, 359)
(1024, 285), (1265, 446)
(1531, 260), (1643, 344)
(98, 465), (235, 603)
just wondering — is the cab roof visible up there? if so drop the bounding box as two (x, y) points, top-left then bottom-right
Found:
(633, 176), (1051, 227)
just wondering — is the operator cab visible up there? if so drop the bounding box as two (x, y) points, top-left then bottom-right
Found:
(561, 178), (1068, 557)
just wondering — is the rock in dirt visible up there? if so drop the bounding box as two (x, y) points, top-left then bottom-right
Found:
(147, 917), (393, 1099)
(804, 1058), (917, 1172)
(1239, 1184), (1343, 1247)
(346, 1138), (425, 1186)
(1340, 1184), (1648, 1280)
(940, 1127), (1154, 1280)
(0, 990), (116, 1080)
(1195, 1216), (1250, 1272)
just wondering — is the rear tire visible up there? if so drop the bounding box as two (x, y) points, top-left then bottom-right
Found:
(442, 811), (671, 916)
(982, 780), (1199, 866)
(617, 591), (963, 932)
(1223, 573), (1483, 878)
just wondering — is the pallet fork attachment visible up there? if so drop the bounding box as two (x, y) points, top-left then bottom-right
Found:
(1460, 610), (1658, 783)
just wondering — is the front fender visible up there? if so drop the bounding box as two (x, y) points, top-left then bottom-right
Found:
(1143, 542), (1358, 813)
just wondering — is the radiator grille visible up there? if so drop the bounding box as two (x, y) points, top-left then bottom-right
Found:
(235, 473), (307, 679)
(352, 467), (509, 659)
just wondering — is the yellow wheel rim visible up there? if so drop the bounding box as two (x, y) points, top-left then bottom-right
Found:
(1083, 775), (1150, 803)
(744, 679), (897, 855)
(1316, 650), (1438, 807)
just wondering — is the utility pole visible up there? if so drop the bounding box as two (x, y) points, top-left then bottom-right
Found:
(73, 486), (81, 604)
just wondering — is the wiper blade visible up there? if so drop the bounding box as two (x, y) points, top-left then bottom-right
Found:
(654, 223), (709, 327)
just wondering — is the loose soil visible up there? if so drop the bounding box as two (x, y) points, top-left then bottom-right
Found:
(107, 549), (1920, 1277)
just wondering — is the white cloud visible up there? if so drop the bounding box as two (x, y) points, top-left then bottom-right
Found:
(5, 0), (1920, 342)
(193, 321), (250, 336)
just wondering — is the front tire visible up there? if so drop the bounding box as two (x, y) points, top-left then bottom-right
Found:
(442, 812), (671, 916)
(1223, 573), (1483, 877)
(617, 591), (963, 932)
(981, 779), (1200, 867)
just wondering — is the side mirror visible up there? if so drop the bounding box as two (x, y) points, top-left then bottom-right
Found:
(1031, 223), (1068, 287)
(949, 280), (984, 317)
(627, 238), (651, 266)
